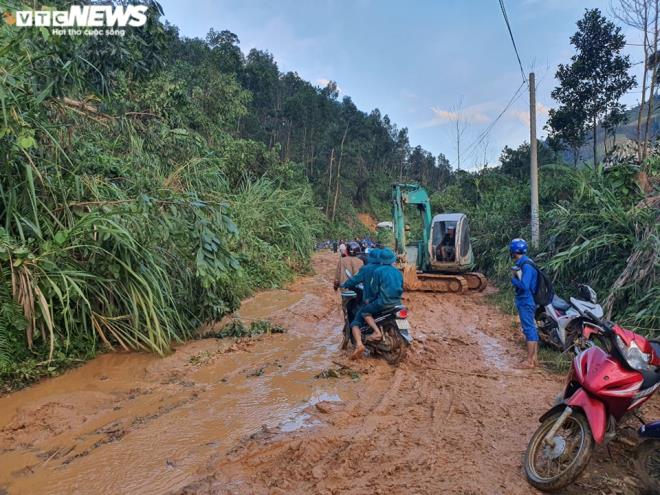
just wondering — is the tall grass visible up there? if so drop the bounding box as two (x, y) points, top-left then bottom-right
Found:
(0, 10), (323, 388)
(544, 163), (658, 336)
(433, 163), (658, 338)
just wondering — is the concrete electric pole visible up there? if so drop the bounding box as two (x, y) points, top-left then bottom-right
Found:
(529, 72), (539, 249)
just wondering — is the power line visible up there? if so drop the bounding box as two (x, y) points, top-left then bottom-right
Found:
(462, 80), (527, 164)
(499, 0), (527, 84)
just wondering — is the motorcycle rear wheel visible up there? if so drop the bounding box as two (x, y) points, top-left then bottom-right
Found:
(635, 439), (660, 493)
(524, 410), (594, 492)
(376, 322), (407, 365)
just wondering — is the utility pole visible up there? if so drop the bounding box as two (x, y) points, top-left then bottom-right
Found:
(529, 72), (540, 248)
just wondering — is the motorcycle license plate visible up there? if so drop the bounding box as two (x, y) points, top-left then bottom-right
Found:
(396, 322), (413, 343)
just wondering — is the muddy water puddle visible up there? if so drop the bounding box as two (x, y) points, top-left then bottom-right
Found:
(236, 288), (304, 320)
(0, 256), (353, 495)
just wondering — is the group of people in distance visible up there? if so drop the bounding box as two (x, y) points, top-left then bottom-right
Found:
(332, 241), (403, 360)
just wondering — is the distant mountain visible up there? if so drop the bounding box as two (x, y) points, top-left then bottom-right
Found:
(560, 95), (660, 165)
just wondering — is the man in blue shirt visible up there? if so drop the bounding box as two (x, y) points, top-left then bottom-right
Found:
(341, 249), (381, 350)
(509, 238), (539, 369)
(342, 248), (403, 360)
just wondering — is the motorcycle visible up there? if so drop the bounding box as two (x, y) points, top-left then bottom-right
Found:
(535, 284), (604, 351)
(340, 287), (412, 365)
(524, 312), (660, 492)
(636, 420), (660, 493)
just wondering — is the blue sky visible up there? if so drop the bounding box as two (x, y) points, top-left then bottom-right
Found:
(158, 0), (642, 169)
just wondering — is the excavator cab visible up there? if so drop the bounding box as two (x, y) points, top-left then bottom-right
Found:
(391, 183), (486, 292)
(429, 213), (474, 272)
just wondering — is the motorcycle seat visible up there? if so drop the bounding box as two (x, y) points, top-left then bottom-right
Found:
(551, 295), (571, 312)
(374, 305), (405, 319)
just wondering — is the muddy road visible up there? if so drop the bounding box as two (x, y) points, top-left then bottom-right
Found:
(0, 252), (655, 495)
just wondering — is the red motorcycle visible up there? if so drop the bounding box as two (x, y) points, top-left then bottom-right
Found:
(524, 312), (660, 491)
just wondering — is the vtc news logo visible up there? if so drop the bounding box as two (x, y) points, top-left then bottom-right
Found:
(2, 5), (148, 35)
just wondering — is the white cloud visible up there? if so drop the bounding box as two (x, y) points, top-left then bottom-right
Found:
(510, 102), (550, 126)
(421, 106), (490, 128)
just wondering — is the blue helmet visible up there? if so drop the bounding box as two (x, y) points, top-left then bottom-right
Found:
(367, 248), (381, 264)
(378, 248), (397, 265)
(509, 238), (528, 255)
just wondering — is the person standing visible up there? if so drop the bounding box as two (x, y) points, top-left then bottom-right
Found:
(509, 238), (539, 368)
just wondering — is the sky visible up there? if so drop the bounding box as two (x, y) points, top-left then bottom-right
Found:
(158, 0), (644, 170)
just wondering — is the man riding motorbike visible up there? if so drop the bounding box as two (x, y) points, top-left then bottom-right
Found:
(343, 248), (403, 360)
(340, 248), (381, 350)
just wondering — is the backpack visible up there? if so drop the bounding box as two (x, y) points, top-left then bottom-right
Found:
(521, 259), (554, 306)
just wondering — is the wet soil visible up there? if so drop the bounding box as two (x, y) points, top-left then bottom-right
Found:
(0, 252), (656, 495)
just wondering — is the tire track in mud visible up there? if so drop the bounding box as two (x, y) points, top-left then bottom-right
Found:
(0, 252), (353, 495)
(175, 274), (658, 495)
(0, 252), (656, 495)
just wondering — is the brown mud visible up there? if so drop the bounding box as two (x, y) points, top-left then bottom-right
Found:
(0, 252), (656, 495)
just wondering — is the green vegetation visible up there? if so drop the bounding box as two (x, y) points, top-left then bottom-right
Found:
(0, 2), (657, 391)
(430, 8), (657, 341)
(211, 319), (287, 339)
(432, 160), (658, 338)
(0, 0), (448, 388)
(547, 8), (635, 166)
(0, 1), (327, 388)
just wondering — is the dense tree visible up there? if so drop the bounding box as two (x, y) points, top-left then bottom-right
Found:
(435, 153), (452, 188)
(499, 141), (558, 179)
(548, 8), (636, 167)
(162, 30), (449, 218)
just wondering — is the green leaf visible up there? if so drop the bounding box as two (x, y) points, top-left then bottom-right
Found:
(16, 133), (36, 149)
(54, 231), (67, 245)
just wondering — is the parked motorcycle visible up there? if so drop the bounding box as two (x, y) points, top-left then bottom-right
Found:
(636, 420), (660, 493)
(340, 288), (412, 364)
(524, 312), (660, 492)
(535, 284), (604, 351)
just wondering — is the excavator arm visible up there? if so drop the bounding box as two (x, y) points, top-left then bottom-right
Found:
(391, 183), (433, 270)
(390, 183), (487, 293)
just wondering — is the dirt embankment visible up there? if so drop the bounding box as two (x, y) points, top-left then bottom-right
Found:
(356, 213), (378, 232)
(0, 251), (655, 495)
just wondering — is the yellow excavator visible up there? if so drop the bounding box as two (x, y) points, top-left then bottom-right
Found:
(391, 183), (487, 293)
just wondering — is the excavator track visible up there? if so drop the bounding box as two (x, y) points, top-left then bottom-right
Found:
(401, 264), (487, 293)
(462, 272), (488, 291)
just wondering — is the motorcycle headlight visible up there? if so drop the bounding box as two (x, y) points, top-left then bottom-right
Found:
(615, 335), (651, 371)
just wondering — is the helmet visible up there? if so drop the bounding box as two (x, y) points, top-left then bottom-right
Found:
(577, 284), (597, 304)
(509, 238), (528, 255)
(367, 248), (381, 264)
(347, 241), (361, 256)
(378, 248), (397, 265)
